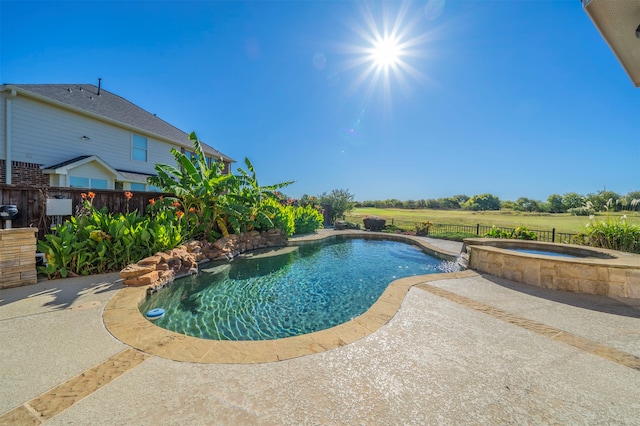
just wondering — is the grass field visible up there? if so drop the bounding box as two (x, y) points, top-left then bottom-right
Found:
(345, 208), (640, 234)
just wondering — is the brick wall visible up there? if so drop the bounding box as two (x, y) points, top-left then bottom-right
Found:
(0, 160), (49, 187)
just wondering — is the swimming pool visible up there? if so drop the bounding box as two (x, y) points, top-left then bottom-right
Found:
(139, 238), (460, 340)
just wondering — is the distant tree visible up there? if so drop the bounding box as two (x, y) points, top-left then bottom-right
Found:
(501, 200), (517, 210)
(318, 189), (355, 223)
(546, 194), (565, 213)
(463, 193), (501, 211)
(617, 191), (640, 211)
(626, 190), (640, 200)
(562, 192), (585, 210)
(586, 189), (621, 212)
(425, 199), (440, 209)
(515, 197), (541, 212)
(405, 199), (418, 209)
(382, 199), (402, 208)
(630, 191), (640, 211)
(438, 197), (461, 209)
(453, 194), (470, 204)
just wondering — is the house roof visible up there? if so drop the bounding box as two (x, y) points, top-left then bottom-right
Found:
(1, 83), (235, 161)
(582, 0), (640, 87)
(42, 155), (126, 181)
(44, 155), (93, 170)
(43, 155), (154, 183)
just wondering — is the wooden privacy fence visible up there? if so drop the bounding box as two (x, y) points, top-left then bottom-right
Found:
(0, 185), (167, 241)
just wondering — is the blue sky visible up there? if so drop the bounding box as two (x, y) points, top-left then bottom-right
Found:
(2, 0), (639, 202)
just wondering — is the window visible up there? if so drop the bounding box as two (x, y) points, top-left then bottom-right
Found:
(91, 179), (108, 189)
(132, 135), (148, 162)
(69, 176), (89, 188)
(130, 182), (146, 191)
(69, 176), (108, 189)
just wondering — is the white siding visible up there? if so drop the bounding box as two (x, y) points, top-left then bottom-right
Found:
(10, 96), (179, 173)
(0, 92), (7, 159)
(69, 162), (115, 179)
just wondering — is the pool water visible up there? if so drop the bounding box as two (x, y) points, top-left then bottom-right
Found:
(510, 249), (580, 258)
(140, 238), (460, 341)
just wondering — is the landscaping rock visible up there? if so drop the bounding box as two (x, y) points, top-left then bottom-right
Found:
(119, 264), (155, 279)
(124, 270), (159, 286)
(120, 229), (289, 292)
(138, 255), (162, 266)
(363, 216), (386, 231)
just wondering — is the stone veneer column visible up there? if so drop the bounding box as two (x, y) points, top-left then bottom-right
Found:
(0, 228), (38, 288)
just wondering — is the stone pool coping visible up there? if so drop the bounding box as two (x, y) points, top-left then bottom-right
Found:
(103, 231), (469, 364)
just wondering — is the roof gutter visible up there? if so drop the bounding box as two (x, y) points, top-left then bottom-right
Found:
(0, 85), (235, 163)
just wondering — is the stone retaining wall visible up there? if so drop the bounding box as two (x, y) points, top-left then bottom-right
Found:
(120, 229), (287, 294)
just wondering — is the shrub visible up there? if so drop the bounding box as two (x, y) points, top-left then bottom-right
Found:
(38, 193), (184, 278)
(318, 189), (355, 223)
(512, 226), (537, 240)
(484, 225), (537, 240)
(484, 226), (512, 239)
(415, 221), (433, 236)
(260, 198), (295, 237)
(293, 204), (324, 235)
(575, 215), (640, 253)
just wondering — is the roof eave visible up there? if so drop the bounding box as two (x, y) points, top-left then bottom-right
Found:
(583, 0), (640, 87)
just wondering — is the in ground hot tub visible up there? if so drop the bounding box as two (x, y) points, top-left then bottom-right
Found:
(462, 238), (640, 299)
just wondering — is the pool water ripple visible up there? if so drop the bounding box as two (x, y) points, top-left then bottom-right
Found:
(140, 238), (459, 340)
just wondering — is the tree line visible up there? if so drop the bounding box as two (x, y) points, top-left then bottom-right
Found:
(355, 190), (640, 215)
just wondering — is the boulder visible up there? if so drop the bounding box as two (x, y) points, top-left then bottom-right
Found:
(119, 264), (155, 279)
(137, 255), (162, 266)
(363, 216), (386, 231)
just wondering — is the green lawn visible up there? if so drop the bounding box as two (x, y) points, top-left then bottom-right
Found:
(345, 208), (640, 234)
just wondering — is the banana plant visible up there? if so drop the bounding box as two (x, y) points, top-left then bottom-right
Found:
(233, 157), (294, 233)
(149, 132), (235, 240)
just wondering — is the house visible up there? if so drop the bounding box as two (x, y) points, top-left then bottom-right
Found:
(582, 0), (640, 87)
(0, 82), (234, 191)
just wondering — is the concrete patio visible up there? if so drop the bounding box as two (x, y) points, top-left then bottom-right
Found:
(1, 235), (639, 424)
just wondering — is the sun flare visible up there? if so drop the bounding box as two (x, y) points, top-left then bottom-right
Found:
(371, 36), (402, 69)
(340, 1), (431, 109)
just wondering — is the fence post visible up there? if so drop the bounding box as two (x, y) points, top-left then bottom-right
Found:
(476, 224), (480, 236)
(391, 218), (394, 225)
(552, 228), (555, 243)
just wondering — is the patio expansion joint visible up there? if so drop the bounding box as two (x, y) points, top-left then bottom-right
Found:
(415, 282), (640, 372)
(0, 348), (150, 425)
